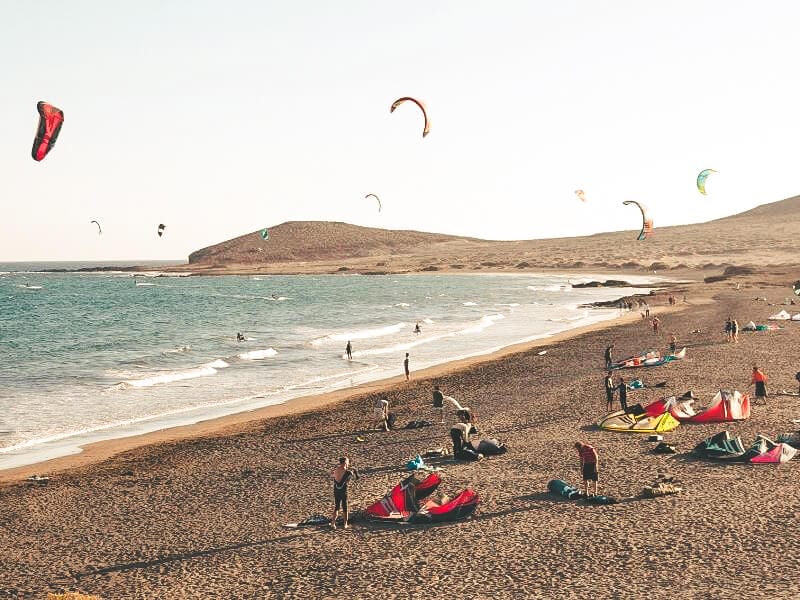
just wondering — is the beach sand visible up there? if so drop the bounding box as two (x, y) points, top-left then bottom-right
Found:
(2, 273), (799, 598)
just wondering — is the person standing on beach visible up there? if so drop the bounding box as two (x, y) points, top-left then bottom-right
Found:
(432, 385), (445, 423)
(604, 371), (615, 411)
(731, 319), (739, 343)
(617, 376), (628, 413)
(404, 352), (410, 381)
(668, 333), (677, 355)
(575, 442), (599, 497)
(652, 316), (660, 335)
(345, 340), (352, 360)
(604, 344), (614, 369)
(724, 317), (732, 342)
(751, 366), (768, 405)
(331, 457), (355, 529)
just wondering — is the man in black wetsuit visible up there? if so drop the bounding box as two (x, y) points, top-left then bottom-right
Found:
(604, 344), (614, 369)
(331, 456), (355, 529)
(617, 376), (628, 413)
(345, 340), (352, 360)
(604, 371), (615, 411)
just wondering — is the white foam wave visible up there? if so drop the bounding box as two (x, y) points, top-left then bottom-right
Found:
(163, 345), (192, 354)
(527, 284), (572, 292)
(463, 301), (478, 306)
(135, 282), (156, 287)
(237, 348), (278, 360)
(496, 303), (520, 307)
(459, 313), (505, 334)
(394, 302), (410, 307)
(422, 318), (435, 324)
(17, 284), (43, 290)
(311, 322), (407, 345)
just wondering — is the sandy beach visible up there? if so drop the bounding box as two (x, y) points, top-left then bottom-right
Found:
(2, 272), (800, 598)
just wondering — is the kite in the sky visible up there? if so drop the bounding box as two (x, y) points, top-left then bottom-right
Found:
(157, 224), (166, 237)
(260, 228), (269, 240)
(574, 190), (586, 202)
(90, 220), (102, 235)
(32, 101), (64, 161)
(390, 97), (430, 137)
(622, 200), (653, 240)
(696, 169), (717, 195)
(365, 193), (382, 212)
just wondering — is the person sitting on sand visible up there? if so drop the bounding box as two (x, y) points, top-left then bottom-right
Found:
(751, 366), (768, 406)
(575, 441), (599, 498)
(374, 396), (390, 431)
(432, 385), (445, 424)
(604, 371), (615, 411)
(331, 456), (356, 529)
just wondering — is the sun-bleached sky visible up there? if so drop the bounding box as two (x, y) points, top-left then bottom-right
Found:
(2, 1), (799, 261)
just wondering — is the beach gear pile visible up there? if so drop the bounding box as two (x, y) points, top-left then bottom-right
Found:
(365, 473), (479, 524)
(547, 479), (617, 504)
(598, 406), (680, 433)
(643, 390), (750, 423)
(641, 476), (682, 498)
(693, 432), (797, 463)
(610, 348), (686, 370)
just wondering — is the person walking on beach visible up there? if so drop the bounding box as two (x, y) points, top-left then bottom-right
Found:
(404, 352), (410, 381)
(724, 317), (732, 342)
(575, 441), (599, 498)
(668, 333), (677, 355)
(617, 376), (628, 413)
(345, 340), (352, 360)
(731, 319), (739, 343)
(604, 371), (615, 411)
(374, 396), (390, 431)
(432, 384), (445, 423)
(414, 322), (422, 335)
(331, 457), (356, 529)
(751, 366), (768, 406)
(604, 343), (614, 369)
(651, 316), (660, 334)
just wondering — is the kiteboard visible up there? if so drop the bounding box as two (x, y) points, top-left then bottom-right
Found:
(283, 514), (331, 529)
(778, 390), (800, 397)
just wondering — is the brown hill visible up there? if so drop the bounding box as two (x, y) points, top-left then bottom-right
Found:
(183, 195), (800, 274)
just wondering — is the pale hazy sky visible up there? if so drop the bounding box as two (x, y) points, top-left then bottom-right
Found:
(2, 1), (799, 261)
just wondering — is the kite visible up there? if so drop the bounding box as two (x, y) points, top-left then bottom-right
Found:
(90, 220), (102, 235)
(696, 169), (717, 195)
(390, 97), (430, 137)
(365, 193), (381, 212)
(157, 224), (166, 237)
(260, 228), (269, 240)
(575, 190), (586, 202)
(622, 200), (653, 240)
(32, 101), (64, 161)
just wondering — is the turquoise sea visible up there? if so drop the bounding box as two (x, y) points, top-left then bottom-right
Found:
(0, 262), (656, 469)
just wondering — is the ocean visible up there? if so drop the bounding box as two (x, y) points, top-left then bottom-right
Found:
(0, 262), (657, 469)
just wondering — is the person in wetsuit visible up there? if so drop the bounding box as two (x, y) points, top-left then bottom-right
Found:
(345, 340), (352, 360)
(617, 376), (628, 413)
(331, 456), (356, 529)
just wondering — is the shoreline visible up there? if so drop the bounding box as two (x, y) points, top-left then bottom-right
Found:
(0, 298), (689, 485)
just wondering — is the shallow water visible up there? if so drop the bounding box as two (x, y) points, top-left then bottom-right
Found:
(0, 263), (656, 468)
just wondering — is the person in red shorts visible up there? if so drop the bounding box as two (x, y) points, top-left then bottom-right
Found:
(575, 441), (599, 497)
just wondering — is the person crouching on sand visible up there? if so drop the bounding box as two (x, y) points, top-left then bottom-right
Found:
(432, 384), (445, 423)
(331, 457), (356, 529)
(374, 396), (389, 431)
(575, 442), (599, 498)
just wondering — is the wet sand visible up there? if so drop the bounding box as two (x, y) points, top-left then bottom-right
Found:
(2, 273), (799, 598)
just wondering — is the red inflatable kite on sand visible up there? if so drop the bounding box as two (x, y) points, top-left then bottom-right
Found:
(32, 101), (64, 161)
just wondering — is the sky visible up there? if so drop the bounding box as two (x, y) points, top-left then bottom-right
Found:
(2, 1), (800, 261)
